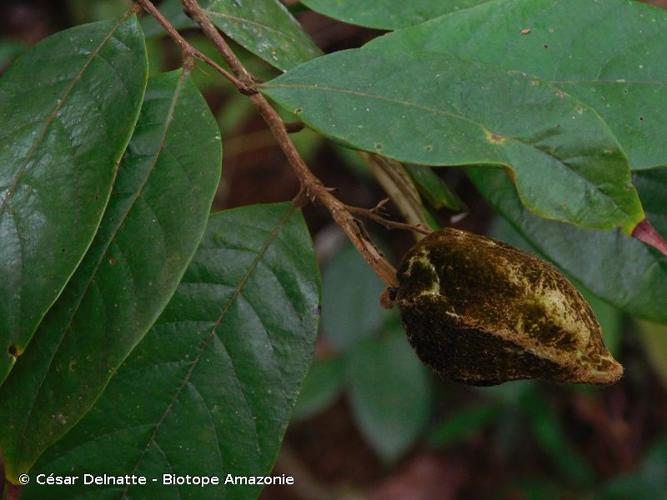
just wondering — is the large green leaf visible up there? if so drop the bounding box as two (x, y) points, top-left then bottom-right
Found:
(143, 0), (321, 71)
(24, 203), (321, 499)
(0, 13), (148, 382)
(347, 329), (432, 462)
(261, 49), (643, 231)
(368, 0), (667, 171)
(468, 167), (667, 324)
(0, 70), (222, 482)
(300, 0), (494, 29)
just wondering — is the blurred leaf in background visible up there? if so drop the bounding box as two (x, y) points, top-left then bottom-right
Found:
(406, 165), (466, 214)
(636, 321), (667, 387)
(428, 404), (498, 448)
(321, 243), (388, 352)
(298, 242), (433, 462)
(67, 0), (130, 23)
(602, 435), (667, 499)
(520, 391), (595, 488)
(293, 356), (346, 421)
(347, 326), (433, 463)
(0, 40), (26, 69)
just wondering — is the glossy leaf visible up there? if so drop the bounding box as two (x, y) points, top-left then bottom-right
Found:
(469, 167), (667, 324)
(369, 0), (667, 171)
(301, 0), (494, 30)
(261, 49), (643, 232)
(348, 329), (432, 462)
(25, 203), (321, 499)
(321, 243), (387, 351)
(0, 14), (148, 382)
(143, 0), (321, 71)
(0, 70), (222, 482)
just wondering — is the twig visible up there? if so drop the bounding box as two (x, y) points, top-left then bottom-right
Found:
(6, 483), (21, 500)
(346, 203), (431, 235)
(360, 152), (432, 239)
(175, 0), (398, 288)
(136, 0), (250, 93)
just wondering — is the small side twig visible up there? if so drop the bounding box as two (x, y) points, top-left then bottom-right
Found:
(346, 201), (431, 236)
(360, 152), (432, 239)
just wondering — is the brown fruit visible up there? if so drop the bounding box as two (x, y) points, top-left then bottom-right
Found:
(396, 228), (623, 386)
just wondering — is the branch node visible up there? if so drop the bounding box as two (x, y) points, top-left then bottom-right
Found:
(292, 185), (309, 208)
(239, 85), (259, 96)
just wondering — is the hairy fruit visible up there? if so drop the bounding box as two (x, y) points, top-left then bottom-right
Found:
(396, 228), (623, 386)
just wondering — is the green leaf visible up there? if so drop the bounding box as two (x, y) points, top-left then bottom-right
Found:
(469, 167), (667, 324)
(347, 330), (432, 462)
(429, 405), (498, 448)
(633, 168), (667, 231)
(406, 165), (466, 212)
(369, 0), (667, 171)
(24, 203), (321, 499)
(143, 0), (321, 71)
(301, 0), (494, 30)
(293, 356), (345, 421)
(321, 244), (387, 351)
(141, 0), (194, 36)
(261, 49), (643, 231)
(0, 14), (148, 382)
(204, 0), (321, 70)
(0, 70), (222, 482)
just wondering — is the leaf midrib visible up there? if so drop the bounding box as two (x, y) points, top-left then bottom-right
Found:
(120, 205), (297, 494)
(263, 81), (634, 221)
(11, 70), (190, 468)
(0, 12), (133, 219)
